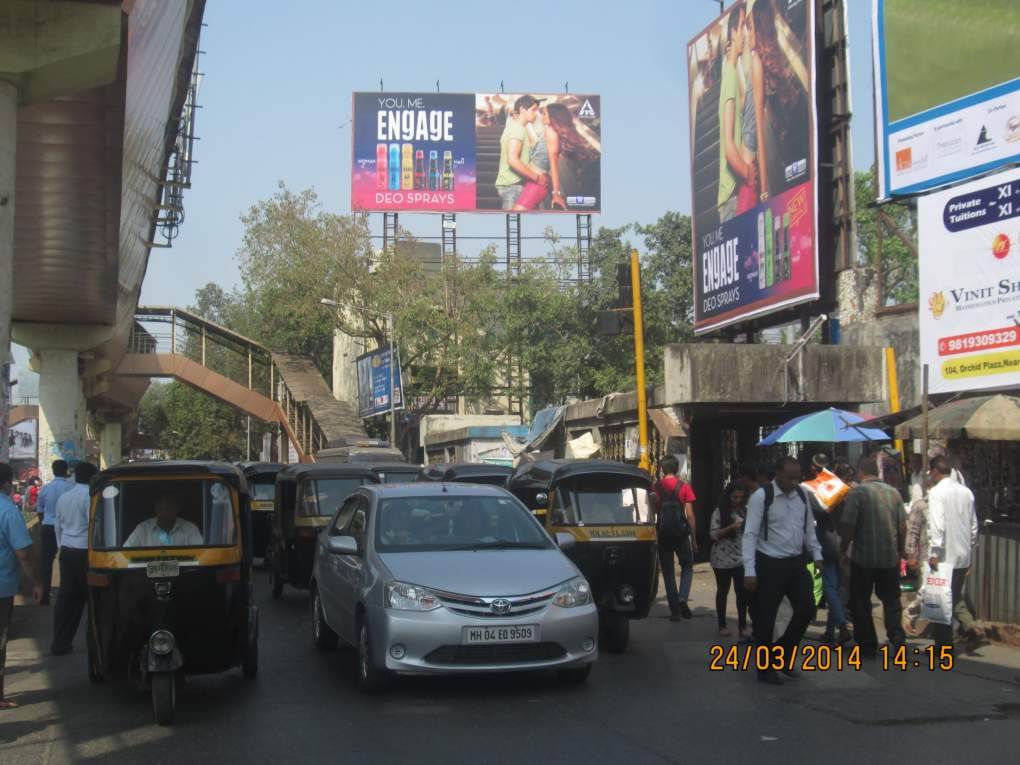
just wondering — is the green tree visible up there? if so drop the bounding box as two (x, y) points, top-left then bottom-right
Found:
(855, 166), (918, 305)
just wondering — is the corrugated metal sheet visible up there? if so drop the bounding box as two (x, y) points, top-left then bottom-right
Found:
(970, 525), (1020, 625)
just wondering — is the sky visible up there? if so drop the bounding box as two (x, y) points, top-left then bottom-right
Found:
(13, 0), (880, 388)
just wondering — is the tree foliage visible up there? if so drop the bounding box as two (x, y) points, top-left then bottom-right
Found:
(855, 166), (918, 306)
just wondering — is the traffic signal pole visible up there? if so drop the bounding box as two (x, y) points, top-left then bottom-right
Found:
(630, 249), (650, 473)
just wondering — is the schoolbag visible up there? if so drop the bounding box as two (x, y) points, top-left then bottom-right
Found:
(761, 482), (809, 541)
(657, 480), (690, 539)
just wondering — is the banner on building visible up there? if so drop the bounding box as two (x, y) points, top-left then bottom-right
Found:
(687, 0), (818, 334)
(873, 0), (1020, 198)
(918, 166), (1020, 394)
(355, 345), (405, 419)
(351, 92), (601, 213)
(8, 418), (37, 461)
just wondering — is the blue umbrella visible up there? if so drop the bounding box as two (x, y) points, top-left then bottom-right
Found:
(757, 408), (890, 446)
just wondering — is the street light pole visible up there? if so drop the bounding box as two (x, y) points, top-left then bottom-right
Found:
(388, 311), (396, 449)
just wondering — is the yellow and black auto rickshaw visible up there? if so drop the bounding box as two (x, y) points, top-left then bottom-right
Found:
(241, 462), (284, 564)
(507, 459), (657, 653)
(268, 463), (381, 598)
(86, 461), (258, 726)
(416, 462), (513, 486)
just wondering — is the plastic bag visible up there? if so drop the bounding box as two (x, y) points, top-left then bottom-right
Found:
(802, 469), (850, 511)
(920, 562), (954, 626)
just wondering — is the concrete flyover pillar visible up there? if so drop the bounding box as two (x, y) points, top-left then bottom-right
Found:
(99, 421), (122, 470)
(37, 350), (86, 481)
(0, 81), (16, 461)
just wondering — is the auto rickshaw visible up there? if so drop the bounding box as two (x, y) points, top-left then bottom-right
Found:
(315, 436), (406, 464)
(241, 462), (284, 564)
(268, 463), (381, 598)
(364, 462), (422, 484)
(507, 459), (657, 653)
(417, 462), (513, 486)
(86, 461), (258, 726)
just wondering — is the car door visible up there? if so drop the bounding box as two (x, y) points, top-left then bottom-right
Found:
(318, 497), (360, 636)
(332, 496), (370, 644)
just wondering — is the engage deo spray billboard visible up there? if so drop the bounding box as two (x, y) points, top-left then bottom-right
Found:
(687, 0), (818, 334)
(351, 92), (601, 213)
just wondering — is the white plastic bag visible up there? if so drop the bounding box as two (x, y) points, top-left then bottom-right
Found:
(920, 562), (954, 626)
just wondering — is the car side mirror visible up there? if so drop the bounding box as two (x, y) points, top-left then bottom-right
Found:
(554, 532), (576, 550)
(327, 536), (359, 556)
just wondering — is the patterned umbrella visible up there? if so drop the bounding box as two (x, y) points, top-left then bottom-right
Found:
(757, 407), (889, 445)
(894, 394), (1020, 441)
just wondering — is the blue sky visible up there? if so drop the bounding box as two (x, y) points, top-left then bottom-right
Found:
(137, 0), (878, 309)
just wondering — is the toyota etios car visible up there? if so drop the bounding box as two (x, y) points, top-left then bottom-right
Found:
(309, 483), (598, 690)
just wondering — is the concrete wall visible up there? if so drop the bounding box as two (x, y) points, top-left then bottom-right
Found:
(841, 311), (920, 413)
(419, 414), (521, 453)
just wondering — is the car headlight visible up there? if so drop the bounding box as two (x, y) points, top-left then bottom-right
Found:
(385, 581), (442, 611)
(552, 576), (591, 608)
(150, 630), (174, 656)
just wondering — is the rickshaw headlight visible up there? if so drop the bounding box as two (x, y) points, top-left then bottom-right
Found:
(385, 581), (442, 611)
(150, 630), (175, 656)
(552, 577), (591, 608)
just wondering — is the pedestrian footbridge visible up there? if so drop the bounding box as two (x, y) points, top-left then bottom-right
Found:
(120, 307), (366, 462)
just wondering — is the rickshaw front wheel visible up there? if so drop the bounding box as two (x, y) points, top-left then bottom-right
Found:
(270, 566), (283, 599)
(602, 612), (630, 654)
(242, 631), (259, 679)
(151, 672), (176, 726)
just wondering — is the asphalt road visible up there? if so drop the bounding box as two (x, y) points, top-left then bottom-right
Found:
(3, 567), (1020, 764)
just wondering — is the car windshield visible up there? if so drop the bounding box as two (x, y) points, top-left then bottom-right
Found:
(300, 478), (370, 517)
(553, 481), (652, 526)
(376, 494), (553, 552)
(92, 478), (237, 549)
(251, 481), (275, 501)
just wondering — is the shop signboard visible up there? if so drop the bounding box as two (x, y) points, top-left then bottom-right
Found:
(687, 0), (818, 334)
(918, 166), (1020, 394)
(873, 0), (1020, 198)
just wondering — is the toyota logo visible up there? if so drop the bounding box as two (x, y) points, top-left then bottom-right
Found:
(490, 598), (512, 615)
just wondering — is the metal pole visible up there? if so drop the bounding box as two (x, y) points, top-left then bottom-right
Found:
(201, 325), (206, 366)
(630, 249), (650, 473)
(246, 415), (251, 461)
(388, 312), (396, 449)
(170, 309), (176, 354)
(886, 346), (905, 473)
(921, 364), (930, 478)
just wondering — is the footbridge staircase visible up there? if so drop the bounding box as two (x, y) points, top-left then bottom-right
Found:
(119, 307), (366, 462)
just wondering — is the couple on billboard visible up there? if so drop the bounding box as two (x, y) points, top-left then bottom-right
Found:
(716, 0), (799, 224)
(493, 95), (596, 211)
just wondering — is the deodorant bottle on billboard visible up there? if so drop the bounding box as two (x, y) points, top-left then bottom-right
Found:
(783, 213), (791, 281)
(757, 212), (766, 290)
(414, 150), (425, 190)
(388, 144), (401, 190)
(428, 150), (439, 190)
(775, 214), (784, 283)
(401, 144), (414, 190)
(376, 144), (388, 191)
(765, 207), (773, 288)
(442, 150), (454, 191)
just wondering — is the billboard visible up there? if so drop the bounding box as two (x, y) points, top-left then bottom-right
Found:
(873, 0), (1020, 198)
(355, 345), (405, 419)
(918, 167), (1020, 394)
(688, 0), (818, 334)
(351, 92), (601, 213)
(8, 418), (36, 461)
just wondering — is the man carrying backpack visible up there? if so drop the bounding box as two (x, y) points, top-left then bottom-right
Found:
(743, 456), (823, 685)
(651, 455), (697, 621)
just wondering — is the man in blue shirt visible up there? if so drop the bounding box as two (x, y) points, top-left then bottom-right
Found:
(35, 460), (73, 606)
(52, 462), (97, 656)
(1, 462), (43, 709)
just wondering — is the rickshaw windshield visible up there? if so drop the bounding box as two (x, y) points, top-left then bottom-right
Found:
(300, 478), (371, 517)
(92, 478), (237, 550)
(553, 480), (652, 526)
(251, 481), (275, 501)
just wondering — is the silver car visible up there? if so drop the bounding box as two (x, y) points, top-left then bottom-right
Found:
(309, 483), (598, 691)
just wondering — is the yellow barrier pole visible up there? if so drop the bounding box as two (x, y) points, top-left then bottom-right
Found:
(885, 346), (905, 469)
(631, 249), (650, 473)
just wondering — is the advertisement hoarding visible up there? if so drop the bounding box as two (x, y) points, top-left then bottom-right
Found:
(351, 92), (601, 213)
(873, 0), (1020, 198)
(8, 418), (36, 461)
(687, 0), (818, 334)
(918, 166), (1020, 394)
(355, 345), (405, 419)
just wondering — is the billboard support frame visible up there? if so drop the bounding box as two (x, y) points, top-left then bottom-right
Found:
(383, 212), (398, 256)
(576, 214), (592, 284)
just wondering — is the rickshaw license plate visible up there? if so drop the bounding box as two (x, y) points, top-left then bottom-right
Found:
(462, 625), (538, 644)
(146, 560), (180, 579)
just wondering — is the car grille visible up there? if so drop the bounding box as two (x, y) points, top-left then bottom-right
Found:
(434, 587), (557, 618)
(424, 642), (566, 665)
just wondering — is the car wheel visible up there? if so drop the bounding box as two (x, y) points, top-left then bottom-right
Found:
(357, 617), (390, 692)
(602, 612), (630, 654)
(311, 588), (338, 651)
(242, 618), (259, 679)
(557, 663), (592, 684)
(151, 672), (176, 726)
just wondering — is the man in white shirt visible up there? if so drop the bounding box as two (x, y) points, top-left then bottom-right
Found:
(124, 496), (203, 548)
(743, 456), (824, 685)
(52, 462), (98, 656)
(927, 455), (980, 650)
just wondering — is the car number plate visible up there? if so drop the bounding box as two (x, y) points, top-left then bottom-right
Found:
(462, 624), (538, 644)
(146, 560), (180, 579)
